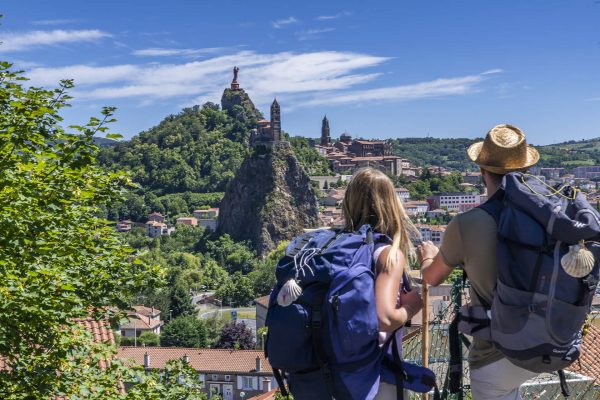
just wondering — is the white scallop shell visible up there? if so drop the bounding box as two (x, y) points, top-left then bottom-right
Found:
(561, 242), (595, 278)
(276, 279), (302, 307)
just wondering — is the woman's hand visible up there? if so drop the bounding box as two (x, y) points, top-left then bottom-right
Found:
(416, 241), (439, 264)
(400, 289), (423, 320)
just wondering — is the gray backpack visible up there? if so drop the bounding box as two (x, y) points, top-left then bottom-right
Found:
(459, 173), (600, 375)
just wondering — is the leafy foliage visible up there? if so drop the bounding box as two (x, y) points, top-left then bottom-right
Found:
(161, 316), (208, 348)
(169, 283), (196, 319)
(390, 137), (479, 170)
(0, 62), (163, 397)
(288, 136), (332, 175)
(214, 322), (255, 350)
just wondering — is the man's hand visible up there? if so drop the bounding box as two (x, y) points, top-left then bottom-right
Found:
(416, 241), (439, 264)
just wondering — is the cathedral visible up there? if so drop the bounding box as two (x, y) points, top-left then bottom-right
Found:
(314, 115), (403, 176)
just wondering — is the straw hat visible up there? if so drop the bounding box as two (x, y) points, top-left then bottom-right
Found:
(467, 124), (539, 174)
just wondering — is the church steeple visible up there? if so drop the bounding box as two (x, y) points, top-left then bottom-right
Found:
(270, 98), (281, 142)
(321, 115), (331, 146)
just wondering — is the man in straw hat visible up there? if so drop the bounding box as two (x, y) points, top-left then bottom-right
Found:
(416, 124), (540, 399)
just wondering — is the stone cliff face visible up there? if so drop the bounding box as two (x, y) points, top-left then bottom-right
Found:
(218, 146), (320, 256)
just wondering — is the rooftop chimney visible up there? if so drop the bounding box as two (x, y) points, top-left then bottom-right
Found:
(255, 356), (261, 372)
(183, 353), (189, 364)
(144, 352), (150, 369)
(262, 377), (271, 393)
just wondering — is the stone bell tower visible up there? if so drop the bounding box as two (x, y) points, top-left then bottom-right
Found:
(270, 98), (281, 142)
(321, 115), (331, 146)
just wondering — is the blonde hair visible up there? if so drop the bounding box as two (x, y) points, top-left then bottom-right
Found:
(342, 168), (418, 271)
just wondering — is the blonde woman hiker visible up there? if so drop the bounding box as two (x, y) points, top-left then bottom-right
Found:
(266, 167), (436, 400)
(342, 168), (424, 399)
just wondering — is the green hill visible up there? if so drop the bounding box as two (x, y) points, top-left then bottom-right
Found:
(389, 136), (600, 171)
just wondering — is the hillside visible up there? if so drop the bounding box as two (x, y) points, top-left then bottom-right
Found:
(389, 137), (479, 171)
(389, 136), (600, 171)
(98, 102), (330, 222)
(538, 138), (600, 168)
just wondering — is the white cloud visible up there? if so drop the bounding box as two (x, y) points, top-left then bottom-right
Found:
(0, 29), (111, 52)
(296, 28), (336, 41)
(31, 19), (80, 26)
(316, 11), (351, 21)
(22, 50), (498, 111)
(587, 97), (600, 101)
(132, 47), (226, 57)
(299, 73), (496, 107)
(272, 17), (299, 29)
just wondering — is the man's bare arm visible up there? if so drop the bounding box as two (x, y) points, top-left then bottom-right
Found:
(417, 241), (454, 286)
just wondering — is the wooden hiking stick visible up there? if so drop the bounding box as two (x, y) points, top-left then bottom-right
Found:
(421, 279), (430, 400)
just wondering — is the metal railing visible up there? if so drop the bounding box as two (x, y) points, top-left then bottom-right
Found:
(400, 278), (599, 399)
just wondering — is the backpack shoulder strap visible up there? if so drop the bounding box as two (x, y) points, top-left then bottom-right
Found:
(477, 189), (505, 224)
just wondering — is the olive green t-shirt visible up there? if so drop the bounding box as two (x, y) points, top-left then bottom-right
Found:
(439, 207), (504, 370)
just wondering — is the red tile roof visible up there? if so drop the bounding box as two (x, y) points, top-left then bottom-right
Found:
(73, 317), (116, 346)
(0, 317), (116, 371)
(567, 324), (600, 385)
(118, 347), (273, 375)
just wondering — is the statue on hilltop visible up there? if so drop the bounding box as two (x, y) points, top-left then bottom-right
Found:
(231, 66), (240, 90)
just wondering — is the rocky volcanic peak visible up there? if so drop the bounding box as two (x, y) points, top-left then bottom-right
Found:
(218, 146), (319, 256)
(221, 88), (264, 124)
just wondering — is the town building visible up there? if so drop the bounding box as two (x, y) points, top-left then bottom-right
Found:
(255, 295), (270, 331)
(403, 201), (430, 216)
(118, 347), (277, 400)
(119, 306), (163, 338)
(320, 188), (345, 207)
(395, 187), (410, 202)
(176, 217), (198, 226)
(312, 117), (406, 177)
(461, 171), (481, 185)
(416, 224), (447, 246)
(426, 209), (448, 219)
(428, 192), (480, 212)
(539, 168), (565, 180)
(193, 208), (220, 231)
(116, 220), (133, 232)
(318, 207), (345, 228)
(574, 166), (600, 180)
(146, 220), (168, 238)
(147, 212), (164, 224)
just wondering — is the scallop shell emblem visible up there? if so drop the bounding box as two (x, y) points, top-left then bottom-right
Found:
(561, 241), (595, 278)
(276, 279), (302, 307)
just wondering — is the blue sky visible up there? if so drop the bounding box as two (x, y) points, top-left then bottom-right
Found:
(1, 1), (599, 145)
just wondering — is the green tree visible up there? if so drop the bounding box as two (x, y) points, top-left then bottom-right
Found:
(0, 62), (163, 397)
(161, 316), (208, 348)
(248, 241), (288, 296)
(216, 272), (254, 307)
(169, 283), (196, 318)
(203, 234), (256, 274)
(214, 322), (255, 350)
(138, 331), (160, 347)
(198, 259), (229, 290)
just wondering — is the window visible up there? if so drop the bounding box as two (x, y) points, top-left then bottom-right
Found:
(243, 376), (253, 390)
(224, 375), (231, 382)
(212, 374), (218, 381)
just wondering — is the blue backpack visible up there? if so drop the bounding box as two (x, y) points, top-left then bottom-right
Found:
(457, 173), (600, 395)
(265, 225), (439, 400)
